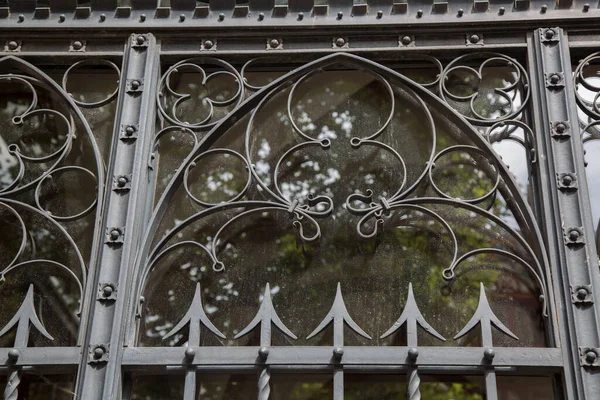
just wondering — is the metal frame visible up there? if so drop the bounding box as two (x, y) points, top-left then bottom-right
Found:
(2, 5), (600, 400)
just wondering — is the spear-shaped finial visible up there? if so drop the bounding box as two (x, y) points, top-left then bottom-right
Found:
(380, 283), (446, 346)
(0, 284), (54, 347)
(454, 282), (518, 347)
(306, 282), (371, 346)
(163, 282), (225, 346)
(234, 283), (297, 346)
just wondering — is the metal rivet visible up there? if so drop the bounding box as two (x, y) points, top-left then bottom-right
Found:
(109, 229), (120, 240)
(184, 347), (196, 360)
(584, 4), (590, 12)
(218, 13), (225, 21)
(180, 14), (186, 22)
(258, 12), (264, 20)
(204, 40), (214, 49)
(470, 34), (481, 44)
(258, 346), (269, 360)
(556, 123), (567, 133)
(376, 10), (383, 18)
(103, 285), (114, 297)
(17, 14), (24, 23)
(577, 288), (589, 300)
(7, 41), (18, 50)
(484, 348), (495, 361)
(457, 8), (464, 17)
(269, 38), (280, 48)
(569, 229), (581, 241)
(416, 9), (423, 18)
(59, 14), (66, 23)
(131, 80), (141, 90)
(99, 14), (106, 22)
(93, 347), (105, 359)
(72, 40), (83, 50)
(335, 37), (346, 47)
(545, 29), (555, 39)
(549, 74), (561, 84)
(333, 347), (344, 358)
(563, 175), (573, 186)
(408, 347), (419, 360)
(337, 11), (343, 19)
(541, 4), (548, 13)
(8, 349), (20, 361)
(139, 296), (145, 304)
(136, 35), (145, 45)
(297, 12), (304, 20)
(586, 351), (597, 363)
(139, 14), (146, 22)
(499, 7), (505, 15)
(401, 35), (412, 45)
(125, 126), (136, 136)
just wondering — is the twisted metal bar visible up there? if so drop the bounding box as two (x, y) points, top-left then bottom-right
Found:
(258, 367), (271, 400)
(4, 368), (21, 400)
(407, 367), (421, 400)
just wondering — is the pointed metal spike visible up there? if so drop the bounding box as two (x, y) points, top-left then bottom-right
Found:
(0, 285), (53, 345)
(380, 283), (445, 343)
(453, 283), (518, 344)
(234, 283), (297, 344)
(306, 282), (371, 345)
(163, 283), (225, 344)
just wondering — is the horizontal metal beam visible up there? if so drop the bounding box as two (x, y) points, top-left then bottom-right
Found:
(0, 347), (80, 366)
(122, 347), (564, 369)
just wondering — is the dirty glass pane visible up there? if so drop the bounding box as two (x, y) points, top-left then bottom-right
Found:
(20, 373), (75, 400)
(497, 376), (556, 400)
(130, 374), (184, 400)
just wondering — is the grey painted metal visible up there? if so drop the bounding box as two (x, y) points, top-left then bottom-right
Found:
(75, 33), (159, 400)
(528, 28), (600, 399)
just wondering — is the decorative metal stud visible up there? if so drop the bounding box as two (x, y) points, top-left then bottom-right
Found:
(376, 10), (383, 18)
(105, 227), (125, 245)
(5, 40), (21, 52)
(498, 6), (505, 15)
(98, 283), (118, 302)
(557, 172), (578, 191)
(69, 40), (86, 52)
(545, 72), (565, 89)
(7, 349), (19, 362)
(201, 39), (216, 51)
(400, 35), (414, 47)
(551, 121), (571, 139)
(484, 348), (495, 361)
(541, 28), (559, 43)
(113, 175), (132, 192)
(333, 346), (344, 360)
(408, 347), (419, 361)
(571, 284), (593, 304)
(258, 346), (269, 360)
(457, 8), (464, 17)
(584, 3), (591, 12)
(132, 34), (148, 48)
(580, 347), (600, 367)
(333, 37), (348, 49)
(267, 38), (282, 50)
(184, 347), (196, 361)
(120, 124), (139, 141)
(563, 227), (585, 246)
(17, 14), (25, 23)
(467, 34), (484, 46)
(88, 344), (109, 364)
(127, 79), (144, 94)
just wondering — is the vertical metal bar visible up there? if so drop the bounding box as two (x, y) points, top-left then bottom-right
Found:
(333, 368), (343, 400)
(484, 371), (498, 400)
(528, 28), (600, 399)
(75, 33), (160, 400)
(184, 368), (196, 400)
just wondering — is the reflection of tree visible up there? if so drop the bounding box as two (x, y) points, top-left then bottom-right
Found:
(139, 65), (543, 398)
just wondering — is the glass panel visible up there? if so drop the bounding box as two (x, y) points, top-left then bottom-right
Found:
(140, 57), (547, 350)
(0, 58), (119, 347)
(497, 376), (556, 400)
(19, 373), (75, 400)
(130, 374), (184, 400)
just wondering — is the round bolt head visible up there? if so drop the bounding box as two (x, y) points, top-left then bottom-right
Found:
(125, 126), (135, 136)
(470, 34), (481, 44)
(258, 346), (269, 359)
(204, 40), (214, 49)
(18, 14), (25, 22)
(218, 13), (225, 21)
(59, 14), (66, 22)
(457, 8), (464, 17)
(416, 9), (423, 17)
(7, 41), (18, 50)
(545, 29), (555, 39)
(110, 229), (120, 240)
(569, 229), (580, 241)
(269, 39), (280, 48)
(72, 41), (83, 50)
(577, 288), (589, 300)
(139, 14), (146, 22)
(408, 347), (419, 360)
(401, 36), (412, 45)
(333, 346), (344, 358)
(180, 14), (186, 22)
(99, 14), (106, 22)
(136, 35), (145, 45)
(93, 347), (105, 359)
(584, 4), (591, 12)
(550, 74), (561, 84)
(337, 11), (343, 19)
(297, 12), (304, 20)
(484, 348), (495, 361)
(184, 347), (196, 360)
(103, 285), (114, 297)
(258, 12), (265, 20)
(556, 123), (566, 133)
(541, 4), (548, 12)
(8, 349), (20, 361)
(499, 7), (505, 15)
(117, 177), (128, 187)
(563, 175), (573, 186)
(131, 80), (140, 90)
(586, 350), (597, 363)
(376, 10), (383, 18)
(335, 37), (346, 47)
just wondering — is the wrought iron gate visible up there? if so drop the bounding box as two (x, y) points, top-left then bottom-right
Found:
(2, 1), (600, 400)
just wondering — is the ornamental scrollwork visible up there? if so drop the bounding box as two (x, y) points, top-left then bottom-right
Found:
(134, 53), (549, 348)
